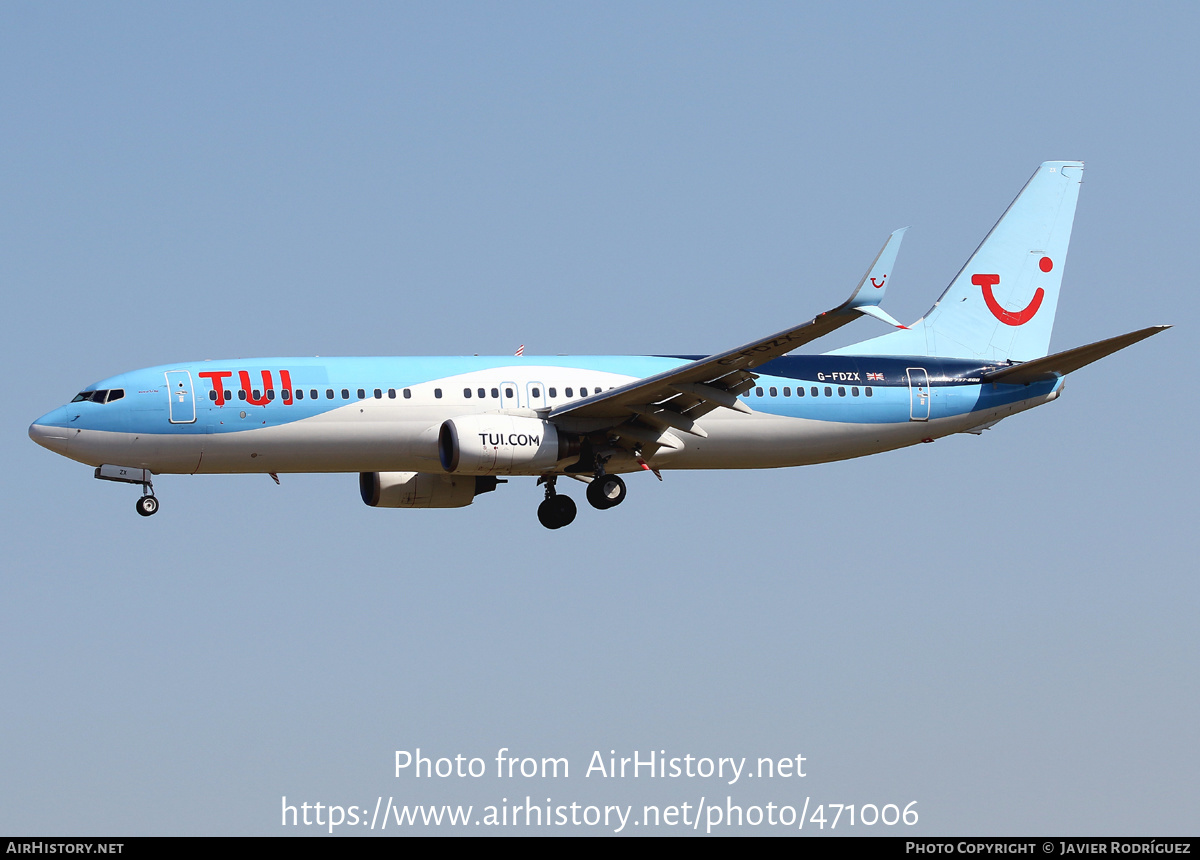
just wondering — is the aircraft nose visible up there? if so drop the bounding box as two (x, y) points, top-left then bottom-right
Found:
(29, 407), (77, 455)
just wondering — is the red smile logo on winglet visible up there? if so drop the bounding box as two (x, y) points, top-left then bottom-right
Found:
(973, 263), (1047, 327)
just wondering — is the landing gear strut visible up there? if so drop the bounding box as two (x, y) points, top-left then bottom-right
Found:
(536, 476), (577, 530)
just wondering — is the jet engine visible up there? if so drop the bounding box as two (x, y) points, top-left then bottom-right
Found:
(438, 415), (577, 475)
(359, 471), (501, 508)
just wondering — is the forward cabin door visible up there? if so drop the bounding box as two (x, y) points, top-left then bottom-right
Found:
(165, 370), (197, 424)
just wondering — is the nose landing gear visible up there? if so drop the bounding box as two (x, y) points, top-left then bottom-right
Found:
(94, 465), (160, 517)
(135, 493), (160, 517)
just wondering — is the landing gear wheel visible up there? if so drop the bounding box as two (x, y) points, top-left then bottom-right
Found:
(537, 494), (577, 529)
(586, 474), (627, 510)
(135, 495), (159, 517)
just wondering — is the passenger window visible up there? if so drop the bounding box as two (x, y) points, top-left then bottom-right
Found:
(865, 387), (873, 397)
(435, 389), (443, 399)
(769, 387), (777, 397)
(463, 388), (472, 398)
(311, 389), (318, 400)
(755, 387), (763, 397)
(357, 388), (365, 399)
(531, 387), (540, 398)
(490, 388), (499, 398)
(373, 389), (381, 399)
(811, 387), (818, 397)
(565, 387), (574, 398)
(341, 389), (349, 400)
(505, 387), (514, 398)
(268, 389), (276, 401)
(209, 390), (217, 401)
(295, 389), (303, 400)
(388, 389), (396, 399)
(838, 387), (845, 397)
(824, 387), (832, 397)
(239, 390), (247, 401)
(851, 387), (859, 396)
(797, 386), (804, 397)
(403, 388), (411, 399)
(783, 387), (791, 397)
(548, 387), (557, 398)
(326, 389), (334, 400)
(477, 388), (485, 398)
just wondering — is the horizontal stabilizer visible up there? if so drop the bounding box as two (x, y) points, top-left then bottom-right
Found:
(981, 325), (1170, 385)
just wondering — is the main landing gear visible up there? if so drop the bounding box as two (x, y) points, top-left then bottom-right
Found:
(586, 473), (626, 510)
(536, 461), (629, 530)
(537, 476), (577, 530)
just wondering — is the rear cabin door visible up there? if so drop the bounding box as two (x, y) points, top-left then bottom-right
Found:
(906, 367), (930, 422)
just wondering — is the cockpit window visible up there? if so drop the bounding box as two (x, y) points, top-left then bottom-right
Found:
(70, 389), (125, 404)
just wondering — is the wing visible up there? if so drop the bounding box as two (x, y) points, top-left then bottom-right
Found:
(548, 229), (908, 451)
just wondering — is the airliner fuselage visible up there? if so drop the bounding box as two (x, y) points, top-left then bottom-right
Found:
(31, 353), (1058, 476)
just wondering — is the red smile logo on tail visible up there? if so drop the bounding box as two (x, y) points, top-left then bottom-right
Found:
(973, 258), (1051, 326)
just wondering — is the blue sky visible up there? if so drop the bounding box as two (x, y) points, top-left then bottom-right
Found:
(2, 2), (1195, 835)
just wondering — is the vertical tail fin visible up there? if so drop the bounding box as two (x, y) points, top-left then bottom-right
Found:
(829, 161), (1084, 361)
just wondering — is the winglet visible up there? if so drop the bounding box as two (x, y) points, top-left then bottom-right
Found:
(844, 227), (907, 313)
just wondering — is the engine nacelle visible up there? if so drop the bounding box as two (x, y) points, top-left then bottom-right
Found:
(359, 471), (500, 508)
(439, 415), (574, 475)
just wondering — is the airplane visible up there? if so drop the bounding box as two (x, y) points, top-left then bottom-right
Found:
(29, 161), (1169, 529)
